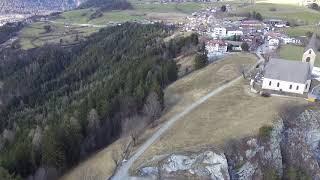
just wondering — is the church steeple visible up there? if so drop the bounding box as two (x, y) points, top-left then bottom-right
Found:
(302, 33), (317, 69)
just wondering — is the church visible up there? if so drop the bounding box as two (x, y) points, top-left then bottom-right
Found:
(261, 34), (317, 95)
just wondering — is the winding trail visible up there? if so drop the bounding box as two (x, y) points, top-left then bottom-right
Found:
(111, 53), (265, 180)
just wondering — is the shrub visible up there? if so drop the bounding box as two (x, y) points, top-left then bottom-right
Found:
(286, 167), (312, 180)
(221, 5), (227, 12)
(258, 125), (273, 139)
(263, 168), (280, 180)
(194, 53), (208, 70)
(194, 43), (208, 70)
(241, 42), (250, 51)
(310, 3), (319, 10)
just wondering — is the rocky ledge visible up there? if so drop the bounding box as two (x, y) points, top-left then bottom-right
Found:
(138, 108), (320, 179)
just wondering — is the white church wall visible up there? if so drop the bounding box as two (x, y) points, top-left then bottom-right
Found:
(262, 78), (308, 94)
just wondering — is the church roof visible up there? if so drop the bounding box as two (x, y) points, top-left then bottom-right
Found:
(264, 58), (311, 84)
(305, 33), (317, 52)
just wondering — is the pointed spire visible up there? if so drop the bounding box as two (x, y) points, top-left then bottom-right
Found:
(305, 32), (317, 52)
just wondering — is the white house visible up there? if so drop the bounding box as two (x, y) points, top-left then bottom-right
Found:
(226, 30), (243, 37)
(212, 27), (227, 38)
(281, 37), (293, 44)
(268, 38), (280, 46)
(262, 58), (312, 94)
(206, 40), (228, 54)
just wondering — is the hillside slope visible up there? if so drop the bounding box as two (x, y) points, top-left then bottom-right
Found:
(0, 23), (199, 179)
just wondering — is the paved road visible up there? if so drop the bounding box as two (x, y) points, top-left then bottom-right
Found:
(111, 54), (265, 180)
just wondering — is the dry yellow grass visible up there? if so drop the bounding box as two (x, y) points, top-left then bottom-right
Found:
(61, 53), (257, 179)
(133, 80), (307, 170)
(60, 138), (130, 180)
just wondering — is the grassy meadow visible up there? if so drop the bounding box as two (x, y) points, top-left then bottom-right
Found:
(279, 44), (320, 67)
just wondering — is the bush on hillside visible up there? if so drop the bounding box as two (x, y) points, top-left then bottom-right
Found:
(194, 43), (208, 70)
(258, 125), (273, 139)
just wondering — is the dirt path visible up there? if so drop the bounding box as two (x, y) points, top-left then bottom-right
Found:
(111, 75), (244, 180)
(110, 53), (264, 180)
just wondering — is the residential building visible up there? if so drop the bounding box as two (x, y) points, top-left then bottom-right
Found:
(240, 20), (265, 29)
(262, 58), (312, 94)
(212, 27), (227, 38)
(268, 38), (280, 46)
(225, 40), (242, 51)
(206, 40), (228, 54)
(281, 37), (293, 44)
(226, 30), (243, 37)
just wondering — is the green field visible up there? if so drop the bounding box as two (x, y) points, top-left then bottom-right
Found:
(278, 44), (320, 67)
(284, 25), (320, 37)
(55, 1), (226, 25)
(19, 21), (100, 49)
(234, 3), (320, 25)
(17, 0), (320, 50)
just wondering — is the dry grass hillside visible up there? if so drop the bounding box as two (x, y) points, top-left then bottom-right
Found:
(61, 53), (256, 179)
(132, 54), (307, 171)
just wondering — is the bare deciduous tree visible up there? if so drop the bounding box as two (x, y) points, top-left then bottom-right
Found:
(142, 91), (162, 120)
(87, 108), (100, 132)
(32, 126), (43, 150)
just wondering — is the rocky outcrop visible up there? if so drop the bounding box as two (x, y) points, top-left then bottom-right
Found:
(139, 150), (230, 180)
(226, 120), (283, 180)
(137, 109), (320, 179)
(281, 110), (320, 178)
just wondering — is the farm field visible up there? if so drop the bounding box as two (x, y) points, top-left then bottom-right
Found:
(279, 44), (320, 67)
(284, 25), (318, 37)
(54, 0), (232, 25)
(18, 21), (100, 49)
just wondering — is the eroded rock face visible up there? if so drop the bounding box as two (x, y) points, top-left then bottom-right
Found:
(140, 150), (230, 180)
(226, 120), (283, 180)
(138, 109), (320, 179)
(281, 110), (320, 179)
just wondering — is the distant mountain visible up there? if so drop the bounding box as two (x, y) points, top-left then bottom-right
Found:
(0, 0), (87, 14)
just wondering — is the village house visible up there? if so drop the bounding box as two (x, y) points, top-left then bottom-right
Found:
(268, 38), (280, 46)
(280, 36), (303, 45)
(226, 29), (243, 37)
(212, 27), (227, 38)
(225, 40), (242, 51)
(205, 39), (228, 54)
(240, 20), (265, 30)
(265, 19), (287, 27)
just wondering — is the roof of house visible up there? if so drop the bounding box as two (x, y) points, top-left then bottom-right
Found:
(305, 33), (317, 52)
(264, 58), (311, 84)
(206, 40), (227, 46)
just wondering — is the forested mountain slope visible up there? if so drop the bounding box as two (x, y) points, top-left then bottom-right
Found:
(0, 23), (199, 179)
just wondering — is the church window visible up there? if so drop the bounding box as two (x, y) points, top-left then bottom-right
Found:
(277, 82), (280, 87)
(289, 85), (292, 89)
(306, 57), (311, 62)
(269, 81), (272, 86)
